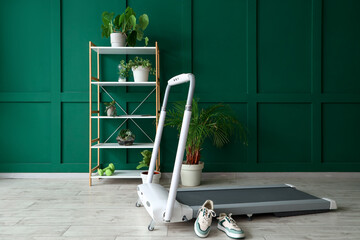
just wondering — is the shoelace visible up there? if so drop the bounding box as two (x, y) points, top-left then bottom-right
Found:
(197, 207), (216, 219)
(226, 213), (239, 228)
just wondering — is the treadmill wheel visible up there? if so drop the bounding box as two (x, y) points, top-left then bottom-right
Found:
(148, 225), (154, 231)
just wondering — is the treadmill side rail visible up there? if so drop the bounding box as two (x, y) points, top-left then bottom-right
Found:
(137, 183), (193, 223)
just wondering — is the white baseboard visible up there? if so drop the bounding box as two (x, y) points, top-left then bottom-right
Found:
(0, 173), (88, 179)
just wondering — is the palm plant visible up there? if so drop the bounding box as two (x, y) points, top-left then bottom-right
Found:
(165, 99), (248, 165)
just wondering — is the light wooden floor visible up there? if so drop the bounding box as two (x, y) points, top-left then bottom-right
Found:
(0, 173), (359, 240)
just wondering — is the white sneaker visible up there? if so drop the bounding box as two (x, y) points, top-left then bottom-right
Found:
(217, 213), (245, 239)
(194, 200), (216, 238)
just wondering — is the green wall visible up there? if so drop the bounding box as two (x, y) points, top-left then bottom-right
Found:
(1, 0), (360, 173)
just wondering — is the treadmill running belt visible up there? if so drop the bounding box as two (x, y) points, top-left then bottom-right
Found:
(176, 187), (319, 206)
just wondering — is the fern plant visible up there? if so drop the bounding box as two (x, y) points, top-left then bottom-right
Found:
(165, 99), (248, 165)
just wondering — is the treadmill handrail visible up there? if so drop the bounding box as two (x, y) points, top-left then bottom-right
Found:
(146, 73), (195, 222)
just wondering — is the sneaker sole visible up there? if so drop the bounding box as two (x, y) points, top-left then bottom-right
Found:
(217, 224), (245, 239)
(194, 222), (210, 238)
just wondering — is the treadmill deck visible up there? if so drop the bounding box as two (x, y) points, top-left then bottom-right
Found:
(176, 184), (334, 217)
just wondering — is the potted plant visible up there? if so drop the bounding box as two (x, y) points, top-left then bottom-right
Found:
(127, 57), (155, 82)
(101, 7), (149, 47)
(118, 60), (128, 82)
(136, 150), (161, 184)
(104, 100), (117, 116)
(166, 99), (248, 186)
(116, 129), (135, 145)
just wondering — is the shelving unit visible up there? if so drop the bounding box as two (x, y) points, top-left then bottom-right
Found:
(89, 41), (160, 186)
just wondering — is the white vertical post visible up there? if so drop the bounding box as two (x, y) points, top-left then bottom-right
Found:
(147, 86), (171, 183)
(147, 110), (166, 183)
(164, 109), (192, 222)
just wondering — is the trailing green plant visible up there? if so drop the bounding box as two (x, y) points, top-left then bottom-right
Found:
(118, 129), (135, 141)
(136, 150), (152, 170)
(165, 99), (248, 165)
(104, 100), (117, 116)
(128, 57), (156, 75)
(118, 57), (155, 78)
(119, 60), (129, 78)
(101, 7), (149, 46)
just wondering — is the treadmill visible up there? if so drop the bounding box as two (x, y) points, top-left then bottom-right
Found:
(137, 73), (337, 231)
(176, 184), (336, 219)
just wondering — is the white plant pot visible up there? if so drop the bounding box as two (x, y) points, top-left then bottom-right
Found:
(106, 106), (116, 116)
(141, 171), (161, 184)
(118, 76), (126, 82)
(180, 161), (204, 187)
(110, 32), (126, 47)
(132, 66), (150, 82)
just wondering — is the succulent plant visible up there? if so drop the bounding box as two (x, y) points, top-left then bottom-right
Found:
(116, 129), (135, 145)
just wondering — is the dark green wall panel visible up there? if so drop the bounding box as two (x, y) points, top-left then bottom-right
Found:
(322, 0), (360, 93)
(127, 0), (192, 97)
(0, 0), (51, 93)
(0, 103), (51, 166)
(258, 103), (311, 164)
(1, 0), (360, 172)
(61, 103), (88, 165)
(322, 104), (360, 163)
(193, 0), (248, 95)
(257, 0), (311, 93)
(62, 0), (123, 92)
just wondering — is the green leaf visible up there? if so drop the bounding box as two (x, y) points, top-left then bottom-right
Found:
(114, 14), (120, 30)
(128, 15), (136, 30)
(127, 30), (137, 46)
(122, 14), (128, 32)
(125, 7), (136, 18)
(135, 26), (143, 41)
(101, 24), (108, 38)
(144, 37), (149, 46)
(109, 21), (114, 34)
(118, 13), (124, 26)
(138, 14), (149, 30)
(136, 163), (148, 170)
(102, 11), (114, 24)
